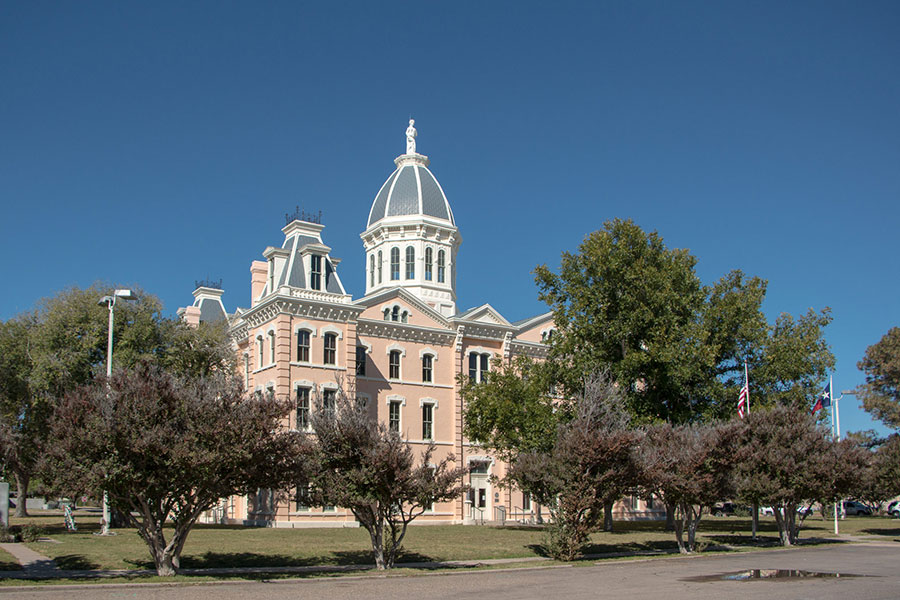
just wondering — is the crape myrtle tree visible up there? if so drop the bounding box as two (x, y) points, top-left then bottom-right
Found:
(508, 372), (641, 560)
(43, 363), (303, 576)
(734, 404), (865, 546)
(638, 421), (740, 553)
(306, 385), (467, 570)
(858, 434), (900, 507)
(855, 327), (900, 430)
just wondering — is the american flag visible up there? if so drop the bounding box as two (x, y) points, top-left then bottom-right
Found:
(737, 383), (749, 419)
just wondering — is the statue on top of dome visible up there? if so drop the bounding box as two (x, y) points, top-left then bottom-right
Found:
(406, 119), (417, 154)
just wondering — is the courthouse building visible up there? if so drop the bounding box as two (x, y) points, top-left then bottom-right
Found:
(181, 122), (660, 526)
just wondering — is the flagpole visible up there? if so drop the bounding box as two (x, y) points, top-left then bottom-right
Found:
(746, 360), (758, 541)
(829, 375), (838, 535)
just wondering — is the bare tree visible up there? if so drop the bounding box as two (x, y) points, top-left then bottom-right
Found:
(306, 384), (466, 570)
(42, 363), (304, 576)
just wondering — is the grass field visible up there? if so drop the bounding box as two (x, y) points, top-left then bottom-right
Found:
(3, 511), (896, 575)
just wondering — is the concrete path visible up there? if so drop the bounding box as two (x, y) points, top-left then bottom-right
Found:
(2, 541), (900, 599)
(0, 543), (58, 576)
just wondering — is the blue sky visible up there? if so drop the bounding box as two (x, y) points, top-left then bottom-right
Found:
(2, 1), (898, 436)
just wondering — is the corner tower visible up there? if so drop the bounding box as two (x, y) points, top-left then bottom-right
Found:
(361, 120), (461, 316)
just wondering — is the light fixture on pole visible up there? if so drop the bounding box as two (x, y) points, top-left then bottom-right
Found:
(97, 289), (136, 536)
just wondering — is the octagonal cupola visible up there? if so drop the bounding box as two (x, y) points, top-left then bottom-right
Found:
(361, 120), (461, 317)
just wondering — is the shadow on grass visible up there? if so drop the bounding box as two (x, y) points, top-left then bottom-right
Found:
(861, 527), (900, 537)
(52, 555), (101, 571)
(127, 548), (438, 570)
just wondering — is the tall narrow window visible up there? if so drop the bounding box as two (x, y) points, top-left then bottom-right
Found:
(295, 480), (310, 511)
(243, 354), (250, 387)
(310, 255), (322, 290)
(437, 250), (446, 283)
(389, 350), (401, 379)
(390, 248), (400, 280)
(257, 335), (264, 368)
(323, 333), (336, 365)
(405, 246), (415, 279)
(391, 306), (399, 322)
(369, 254), (375, 287)
(323, 389), (336, 412)
(297, 330), (310, 362)
(424, 247), (433, 281)
(268, 331), (276, 364)
(389, 400), (401, 433)
(422, 354), (433, 383)
(297, 387), (310, 430)
(422, 404), (433, 440)
(356, 346), (366, 376)
(469, 352), (490, 382)
(378, 250), (383, 283)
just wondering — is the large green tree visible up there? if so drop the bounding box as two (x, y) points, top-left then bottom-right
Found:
(856, 327), (900, 430)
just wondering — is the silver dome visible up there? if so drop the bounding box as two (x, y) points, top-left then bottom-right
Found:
(367, 163), (455, 228)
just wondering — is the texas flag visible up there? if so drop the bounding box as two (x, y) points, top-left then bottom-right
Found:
(811, 381), (832, 414)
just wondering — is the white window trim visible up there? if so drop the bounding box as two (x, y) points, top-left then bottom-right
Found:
(357, 339), (373, 354)
(386, 344), (407, 357)
(386, 395), (407, 406)
(294, 322), (318, 337)
(419, 397), (438, 409)
(464, 346), (492, 357)
(293, 379), (315, 389)
(418, 348), (438, 360)
(319, 382), (339, 392)
(320, 325), (343, 340)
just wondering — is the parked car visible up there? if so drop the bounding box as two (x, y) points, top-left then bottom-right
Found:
(842, 501), (872, 516)
(711, 502), (736, 517)
(797, 505), (815, 517)
(760, 506), (775, 516)
(887, 500), (900, 517)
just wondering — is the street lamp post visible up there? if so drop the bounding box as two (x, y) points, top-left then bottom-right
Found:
(97, 289), (136, 536)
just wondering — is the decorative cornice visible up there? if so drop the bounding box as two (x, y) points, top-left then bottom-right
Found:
(508, 340), (549, 359)
(235, 295), (363, 332)
(357, 319), (455, 346)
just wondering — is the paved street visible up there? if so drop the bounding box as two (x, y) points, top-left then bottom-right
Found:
(2, 541), (899, 600)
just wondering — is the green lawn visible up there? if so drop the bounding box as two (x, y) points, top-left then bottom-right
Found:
(0, 547), (22, 571)
(6, 512), (899, 575)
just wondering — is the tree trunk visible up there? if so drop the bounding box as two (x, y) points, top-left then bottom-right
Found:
(673, 512), (687, 554)
(772, 507), (790, 546)
(369, 520), (387, 570)
(13, 471), (29, 518)
(665, 502), (675, 532)
(603, 499), (614, 532)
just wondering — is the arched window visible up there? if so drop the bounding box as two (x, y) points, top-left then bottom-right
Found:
(256, 335), (264, 367)
(378, 250), (383, 283)
(424, 247), (433, 281)
(369, 254), (375, 287)
(383, 308), (391, 321)
(437, 250), (446, 283)
(390, 248), (400, 280)
(323, 333), (337, 365)
(268, 331), (276, 365)
(468, 352), (490, 383)
(405, 246), (415, 279)
(389, 350), (401, 380)
(391, 306), (400, 322)
(297, 330), (310, 362)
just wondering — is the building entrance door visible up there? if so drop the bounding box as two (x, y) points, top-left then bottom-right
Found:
(469, 460), (491, 523)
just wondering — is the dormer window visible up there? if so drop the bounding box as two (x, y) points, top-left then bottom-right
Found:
(310, 255), (322, 290)
(390, 248), (400, 281)
(437, 250), (446, 283)
(391, 306), (400, 322)
(424, 247), (433, 281)
(405, 246), (415, 279)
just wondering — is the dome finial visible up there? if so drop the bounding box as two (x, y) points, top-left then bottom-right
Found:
(406, 119), (417, 154)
